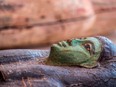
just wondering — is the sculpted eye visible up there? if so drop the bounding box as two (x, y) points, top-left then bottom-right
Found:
(83, 42), (94, 55)
(84, 43), (92, 50)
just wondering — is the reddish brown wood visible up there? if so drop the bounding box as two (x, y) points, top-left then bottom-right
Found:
(0, 0), (116, 49)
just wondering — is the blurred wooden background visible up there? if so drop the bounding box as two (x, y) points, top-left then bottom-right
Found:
(0, 0), (116, 49)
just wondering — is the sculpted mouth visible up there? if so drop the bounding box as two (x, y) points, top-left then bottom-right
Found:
(51, 44), (61, 50)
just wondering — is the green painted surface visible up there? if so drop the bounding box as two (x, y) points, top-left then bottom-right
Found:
(46, 37), (102, 68)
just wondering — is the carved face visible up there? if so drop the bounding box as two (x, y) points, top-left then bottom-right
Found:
(47, 37), (102, 68)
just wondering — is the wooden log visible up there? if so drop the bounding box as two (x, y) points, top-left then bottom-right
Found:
(0, 49), (116, 87)
(0, 0), (116, 49)
(0, 49), (49, 64)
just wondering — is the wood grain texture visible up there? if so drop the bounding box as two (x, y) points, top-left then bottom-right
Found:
(0, 0), (116, 49)
(0, 49), (116, 87)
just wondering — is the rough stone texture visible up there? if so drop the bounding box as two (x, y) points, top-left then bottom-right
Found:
(0, 49), (115, 87)
(0, 0), (116, 49)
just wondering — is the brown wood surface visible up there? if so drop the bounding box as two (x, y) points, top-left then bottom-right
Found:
(0, 49), (116, 87)
(0, 0), (116, 49)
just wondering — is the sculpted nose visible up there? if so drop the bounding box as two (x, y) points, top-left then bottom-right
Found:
(66, 39), (72, 46)
(66, 39), (79, 46)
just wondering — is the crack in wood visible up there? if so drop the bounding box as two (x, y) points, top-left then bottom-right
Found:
(0, 5), (116, 31)
(0, 15), (92, 30)
(0, 71), (7, 82)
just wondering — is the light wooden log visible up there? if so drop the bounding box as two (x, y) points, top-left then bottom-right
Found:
(0, 0), (116, 49)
